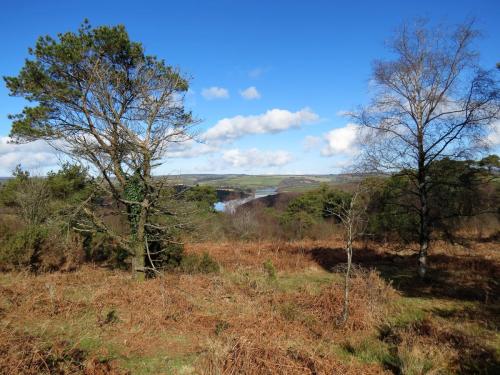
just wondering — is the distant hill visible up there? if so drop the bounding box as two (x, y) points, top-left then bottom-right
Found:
(239, 192), (301, 212)
(163, 174), (366, 191)
(0, 173), (378, 191)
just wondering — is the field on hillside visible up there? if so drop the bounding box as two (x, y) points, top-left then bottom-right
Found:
(166, 174), (361, 192)
(1, 239), (498, 374)
(0, 174), (366, 194)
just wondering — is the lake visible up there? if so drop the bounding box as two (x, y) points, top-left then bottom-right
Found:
(214, 187), (278, 213)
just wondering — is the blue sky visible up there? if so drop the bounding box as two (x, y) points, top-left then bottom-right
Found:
(0, 0), (499, 176)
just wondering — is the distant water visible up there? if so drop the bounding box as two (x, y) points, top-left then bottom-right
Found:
(254, 187), (278, 198)
(213, 201), (225, 211)
(214, 187), (278, 213)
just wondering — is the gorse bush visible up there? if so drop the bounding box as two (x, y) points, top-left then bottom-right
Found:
(0, 164), (198, 275)
(0, 165), (29, 207)
(180, 252), (220, 274)
(0, 164), (91, 272)
(0, 226), (48, 269)
(0, 225), (85, 272)
(0, 164), (92, 210)
(199, 252), (220, 273)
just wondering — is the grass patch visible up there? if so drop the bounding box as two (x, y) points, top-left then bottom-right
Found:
(118, 352), (198, 375)
(336, 336), (395, 367)
(276, 270), (340, 292)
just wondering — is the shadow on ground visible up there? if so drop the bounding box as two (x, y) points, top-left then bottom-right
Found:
(307, 245), (500, 374)
(308, 246), (499, 304)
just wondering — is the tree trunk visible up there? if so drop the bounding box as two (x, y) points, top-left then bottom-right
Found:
(132, 200), (149, 281)
(132, 241), (145, 281)
(417, 118), (430, 279)
(342, 237), (353, 324)
(418, 174), (430, 279)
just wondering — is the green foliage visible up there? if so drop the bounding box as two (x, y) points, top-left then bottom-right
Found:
(280, 184), (351, 238)
(46, 163), (91, 201)
(124, 173), (145, 238)
(0, 226), (48, 268)
(147, 241), (184, 271)
(183, 185), (217, 211)
(428, 159), (482, 216)
(0, 180), (19, 207)
(263, 259), (277, 280)
(0, 164), (93, 271)
(0, 166), (29, 206)
(198, 252), (220, 273)
(366, 175), (419, 242)
(179, 254), (200, 273)
(366, 157), (499, 242)
(5, 20), (190, 142)
(180, 252), (220, 274)
(427, 158), (498, 239)
(0, 163), (92, 212)
(478, 154), (500, 169)
(83, 232), (129, 267)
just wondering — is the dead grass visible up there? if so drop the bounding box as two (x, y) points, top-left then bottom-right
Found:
(0, 265), (392, 373)
(0, 238), (499, 374)
(0, 329), (125, 374)
(379, 316), (500, 374)
(184, 239), (330, 271)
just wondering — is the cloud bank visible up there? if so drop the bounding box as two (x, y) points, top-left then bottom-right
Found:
(222, 148), (292, 168)
(321, 123), (359, 156)
(0, 137), (59, 175)
(203, 108), (319, 142)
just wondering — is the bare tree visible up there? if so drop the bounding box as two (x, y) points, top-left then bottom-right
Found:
(5, 22), (196, 279)
(16, 176), (50, 228)
(326, 186), (368, 324)
(351, 20), (499, 277)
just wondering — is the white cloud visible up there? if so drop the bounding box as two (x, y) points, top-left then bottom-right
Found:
(203, 108), (319, 142)
(331, 158), (355, 170)
(240, 86), (261, 100)
(0, 137), (59, 175)
(222, 148), (292, 168)
(321, 123), (359, 156)
(487, 121), (500, 146)
(303, 135), (321, 151)
(201, 86), (229, 100)
(165, 139), (219, 158)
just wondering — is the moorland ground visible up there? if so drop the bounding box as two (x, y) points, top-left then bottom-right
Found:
(1, 237), (498, 374)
